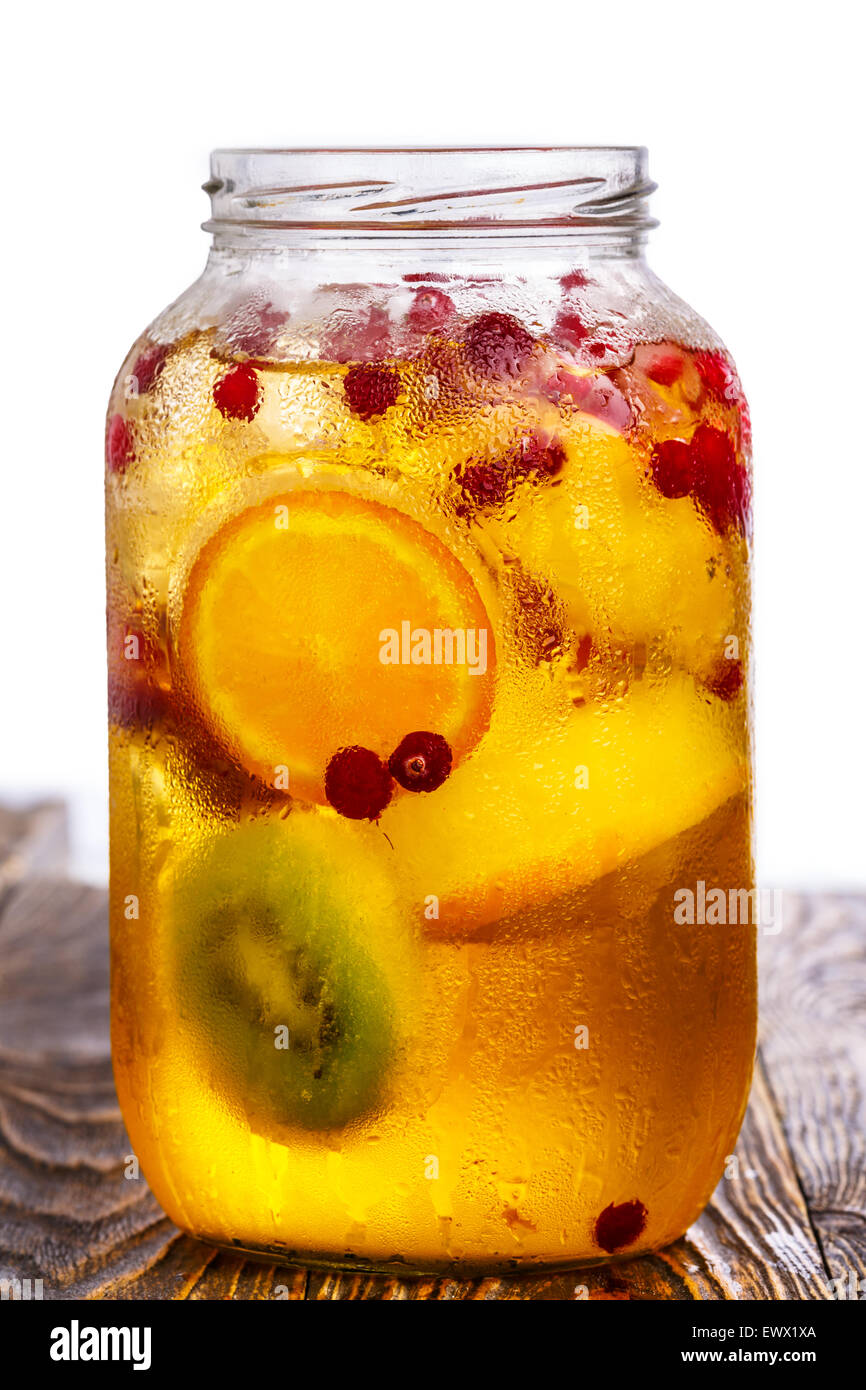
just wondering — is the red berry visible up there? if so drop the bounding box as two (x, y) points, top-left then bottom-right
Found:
(644, 348), (684, 388)
(561, 269), (590, 291)
(694, 349), (738, 402)
(389, 731), (452, 793)
(454, 431), (565, 515)
(737, 397), (753, 456)
(454, 458), (510, 514)
(343, 363), (401, 421)
(106, 413), (134, 474)
(650, 438), (694, 499)
(544, 368), (633, 435)
(322, 304), (394, 364)
(226, 299), (286, 357)
(703, 657), (744, 701)
(130, 343), (168, 396)
(554, 310), (589, 348)
(325, 746), (393, 820)
(407, 287), (455, 334)
(691, 423), (751, 535)
(463, 312), (535, 379)
(213, 363), (261, 422)
(593, 1199), (648, 1253)
(511, 431), (566, 479)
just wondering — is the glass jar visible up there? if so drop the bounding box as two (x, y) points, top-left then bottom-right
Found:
(106, 148), (755, 1275)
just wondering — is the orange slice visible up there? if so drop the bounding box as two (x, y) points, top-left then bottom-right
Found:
(177, 489), (495, 803)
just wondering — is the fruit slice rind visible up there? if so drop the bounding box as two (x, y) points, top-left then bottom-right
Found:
(163, 812), (418, 1134)
(384, 675), (748, 937)
(174, 483), (496, 805)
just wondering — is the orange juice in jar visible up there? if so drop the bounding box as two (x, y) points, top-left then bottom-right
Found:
(106, 148), (755, 1274)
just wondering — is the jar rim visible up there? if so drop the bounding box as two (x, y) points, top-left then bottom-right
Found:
(203, 147), (656, 240)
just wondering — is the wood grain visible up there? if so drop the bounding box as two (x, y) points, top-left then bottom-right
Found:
(759, 893), (866, 1291)
(0, 870), (860, 1300)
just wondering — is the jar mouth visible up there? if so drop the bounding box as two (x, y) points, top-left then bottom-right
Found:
(203, 147), (657, 240)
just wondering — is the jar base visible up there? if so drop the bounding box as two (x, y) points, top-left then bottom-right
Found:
(186, 1229), (678, 1281)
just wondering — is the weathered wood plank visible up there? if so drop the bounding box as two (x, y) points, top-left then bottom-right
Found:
(759, 892), (866, 1291)
(0, 801), (67, 897)
(0, 879), (854, 1300)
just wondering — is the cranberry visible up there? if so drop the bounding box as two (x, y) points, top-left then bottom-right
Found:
(463, 312), (535, 379)
(561, 269), (590, 291)
(554, 310), (589, 348)
(343, 363), (401, 420)
(324, 746), (393, 820)
(703, 657), (744, 701)
(130, 343), (168, 396)
(389, 731), (452, 792)
(106, 414), (134, 474)
(650, 438), (694, 499)
(213, 363), (262, 422)
(594, 1199), (648, 1253)
(407, 287), (455, 334)
(691, 423), (751, 535)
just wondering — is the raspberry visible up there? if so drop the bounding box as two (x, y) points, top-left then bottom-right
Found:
(389, 731), (452, 793)
(407, 287), (455, 334)
(324, 746), (393, 820)
(454, 458), (511, 514)
(226, 299), (286, 357)
(106, 413), (134, 474)
(644, 348), (684, 387)
(323, 305), (393, 364)
(463, 312), (535, 379)
(561, 269), (590, 291)
(343, 363), (401, 421)
(650, 438), (694, 499)
(213, 363), (262, 422)
(703, 657), (744, 701)
(554, 310), (589, 348)
(593, 1199), (648, 1253)
(737, 397), (753, 456)
(454, 431), (565, 514)
(695, 349), (738, 402)
(545, 368), (633, 434)
(691, 423), (751, 535)
(512, 431), (566, 479)
(130, 343), (168, 396)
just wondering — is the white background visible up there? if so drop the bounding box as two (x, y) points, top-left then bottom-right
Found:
(1, 0), (863, 886)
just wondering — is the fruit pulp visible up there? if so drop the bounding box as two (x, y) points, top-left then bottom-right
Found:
(107, 301), (755, 1273)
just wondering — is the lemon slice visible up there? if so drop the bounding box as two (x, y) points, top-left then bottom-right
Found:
(384, 674), (748, 936)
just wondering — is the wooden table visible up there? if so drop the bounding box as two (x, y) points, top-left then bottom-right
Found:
(0, 804), (863, 1300)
